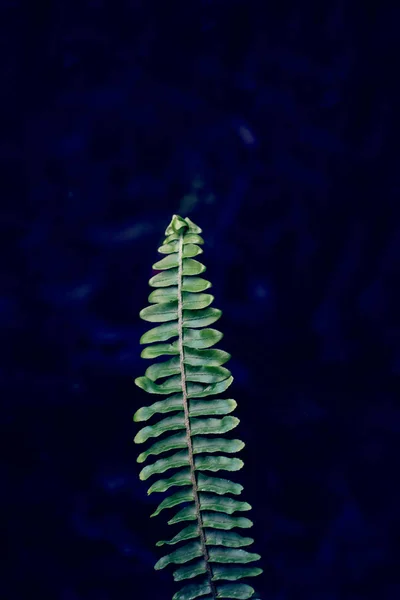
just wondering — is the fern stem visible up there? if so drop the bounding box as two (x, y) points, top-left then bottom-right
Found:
(177, 233), (218, 600)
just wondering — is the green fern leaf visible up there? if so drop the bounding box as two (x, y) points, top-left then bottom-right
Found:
(134, 215), (262, 599)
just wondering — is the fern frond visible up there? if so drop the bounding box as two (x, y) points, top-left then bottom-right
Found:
(134, 215), (263, 600)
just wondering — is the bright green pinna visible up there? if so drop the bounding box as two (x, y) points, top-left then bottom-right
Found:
(134, 215), (263, 600)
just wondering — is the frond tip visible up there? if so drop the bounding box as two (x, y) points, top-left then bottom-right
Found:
(134, 215), (262, 599)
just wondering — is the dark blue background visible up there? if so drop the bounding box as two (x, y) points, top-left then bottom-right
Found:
(1, 1), (399, 599)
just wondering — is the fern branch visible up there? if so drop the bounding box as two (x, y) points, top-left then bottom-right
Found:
(134, 214), (263, 600)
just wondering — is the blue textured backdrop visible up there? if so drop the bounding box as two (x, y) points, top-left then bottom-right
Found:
(1, 1), (399, 599)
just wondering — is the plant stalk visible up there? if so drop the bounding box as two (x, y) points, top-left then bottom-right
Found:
(177, 233), (217, 599)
